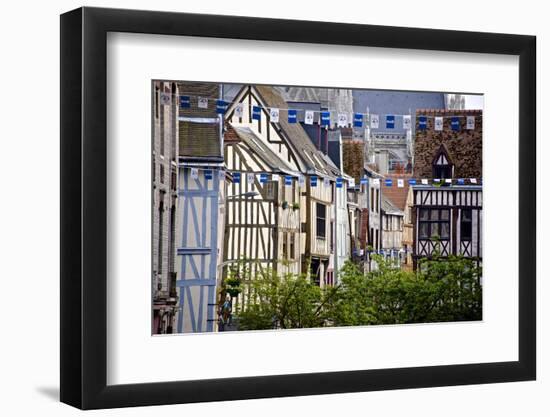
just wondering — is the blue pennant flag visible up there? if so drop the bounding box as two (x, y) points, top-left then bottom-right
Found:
(288, 109), (297, 123)
(285, 175), (293, 186)
(353, 113), (363, 127)
(232, 172), (241, 184)
(204, 169), (213, 180)
(252, 106), (261, 121)
(418, 116), (427, 130)
(321, 111), (331, 127)
(336, 177), (343, 188)
(179, 96), (190, 108)
(385, 179), (393, 187)
(259, 173), (268, 184)
(310, 175), (318, 187)
(451, 116), (460, 131)
(386, 115), (395, 129)
(457, 178), (465, 185)
(360, 177), (368, 185)
(408, 179), (417, 185)
(216, 100), (228, 114)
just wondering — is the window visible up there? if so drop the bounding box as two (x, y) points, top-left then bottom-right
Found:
(461, 209), (472, 241)
(157, 191), (165, 274)
(289, 233), (295, 260)
(282, 232), (288, 259)
(330, 221), (334, 253)
(160, 98), (165, 157)
(160, 164), (165, 184)
(432, 150), (453, 179)
(155, 86), (159, 119)
(418, 208), (450, 240)
(316, 203), (326, 239)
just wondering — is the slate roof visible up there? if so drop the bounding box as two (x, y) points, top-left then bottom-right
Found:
(228, 125), (299, 175)
(177, 82), (223, 162)
(381, 195), (403, 215)
(254, 85), (337, 177)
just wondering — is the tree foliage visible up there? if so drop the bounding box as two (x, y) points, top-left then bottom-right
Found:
(232, 254), (482, 331)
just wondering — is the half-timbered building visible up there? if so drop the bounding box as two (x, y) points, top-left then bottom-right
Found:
(412, 109), (483, 268)
(225, 85), (342, 286)
(174, 82), (226, 333)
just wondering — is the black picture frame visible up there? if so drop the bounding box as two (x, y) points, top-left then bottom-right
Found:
(60, 6), (536, 410)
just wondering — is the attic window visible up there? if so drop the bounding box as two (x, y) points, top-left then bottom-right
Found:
(432, 147), (453, 179)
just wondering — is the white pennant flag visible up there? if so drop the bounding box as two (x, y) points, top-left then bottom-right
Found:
(234, 103), (244, 118)
(397, 179), (404, 188)
(190, 168), (199, 180)
(445, 178), (452, 184)
(304, 110), (314, 125)
(470, 178), (477, 184)
(323, 177), (330, 187)
(298, 175), (305, 187)
(337, 113), (348, 127)
(269, 108), (279, 123)
(372, 178), (380, 186)
(160, 92), (171, 106)
(467, 116), (475, 130)
(348, 178), (355, 187)
(370, 114), (379, 129)
(198, 97), (208, 109)
(402, 115), (412, 130)
(271, 174), (280, 182)
(247, 173), (255, 184)
(421, 178), (429, 185)
(434, 117), (444, 131)
(218, 170), (226, 181)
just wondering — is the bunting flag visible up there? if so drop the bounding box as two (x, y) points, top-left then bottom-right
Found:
(418, 116), (427, 130)
(403, 115), (412, 130)
(337, 113), (348, 127)
(421, 178), (429, 185)
(348, 178), (356, 187)
(259, 173), (268, 184)
(305, 110), (314, 125)
(198, 97), (208, 109)
(397, 179), (404, 188)
(272, 173), (280, 182)
(467, 116), (475, 130)
(469, 178), (477, 184)
(298, 175), (305, 187)
(310, 175), (318, 187)
(252, 106), (261, 121)
(353, 113), (363, 128)
(451, 116), (460, 131)
(247, 173), (255, 184)
(385, 179), (393, 187)
(323, 177), (331, 187)
(288, 109), (297, 124)
(372, 178), (380, 186)
(370, 114), (379, 129)
(433, 179), (441, 183)
(360, 177), (368, 185)
(386, 115), (395, 129)
(321, 111), (331, 127)
(408, 178), (417, 185)
(190, 168), (199, 180)
(285, 175), (293, 186)
(216, 100), (228, 114)
(218, 170), (226, 181)
(457, 178), (465, 185)
(336, 177), (344, 188)
(160, 92), (171, 106)
(269, 107), (279, 123)
(232, 172), (241, 184)
(445, 178), (452, 184)
(234, 102), (244, 118)
(179, 95), (190, 108)
(204, 169), (213, 180)
(434, 117), (444, 131)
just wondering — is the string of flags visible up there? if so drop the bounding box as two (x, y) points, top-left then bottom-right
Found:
(188, 167), (481, 188)
(166, 92), (479, 130)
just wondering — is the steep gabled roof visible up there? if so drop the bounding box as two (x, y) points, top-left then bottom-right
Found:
(383, 174), (412, 211)
(253, 85), (337, 177)
(227, 125), (299, 176)
(381, 195), (404, 216)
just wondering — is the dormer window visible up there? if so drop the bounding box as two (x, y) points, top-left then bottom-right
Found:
(432, 145), (454, 179)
